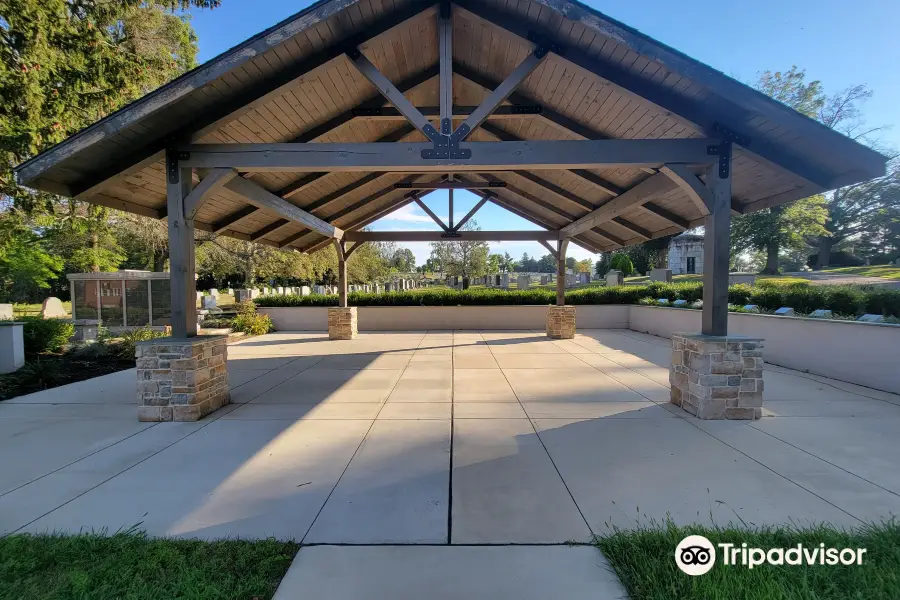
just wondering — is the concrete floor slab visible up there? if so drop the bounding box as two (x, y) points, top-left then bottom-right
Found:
(0, 417), (153, 495)
(452, 354), (499, 368)
(453, 403), (527, 419)
(251, 368), (403, 404)
(453, 369), (518, 402)
(314, 354), (412, 370)
(0, 422), (203, 534)
(378, 403), (452, 420)
(532, 417), (855, 531)
(504, 369), (646, 403)
(521, 401), (674, 419)
(451, 418), (592, 543)
(694, 419), (900, 523)
(22, 419), (372, 540)
(227, 368), (272, 389)
(273, 545), (627, 600)
(304, 419), (450, 544)
(229, 367), (300, 403)
(493, 353), (596, 369)
(222, 402), (381, 420)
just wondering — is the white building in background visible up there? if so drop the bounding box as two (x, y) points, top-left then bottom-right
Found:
(668, 234), (704, 275)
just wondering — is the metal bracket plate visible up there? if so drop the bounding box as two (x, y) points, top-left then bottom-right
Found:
(706, 141), (733, 179)
(167, 151), (189, 184)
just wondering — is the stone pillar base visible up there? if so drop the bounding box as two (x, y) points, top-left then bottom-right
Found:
(136, 335), (229, 422)
(546, 305), (576, 339)
(670, 333), (764, 420)
(328, 306), (358, 340)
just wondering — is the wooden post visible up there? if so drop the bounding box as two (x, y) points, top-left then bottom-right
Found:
(334, 239), (348, 308)
(166, 150), (196, 338)
(556, 238), (569, 306)
(702, 146), (733, 336)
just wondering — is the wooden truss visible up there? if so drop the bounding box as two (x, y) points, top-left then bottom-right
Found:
(165, 1), (734, 340)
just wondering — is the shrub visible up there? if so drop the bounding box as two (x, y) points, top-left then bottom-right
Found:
(727, 284), (753, 305)
(864, 288), (900, 318)
(20, 317), (75, 355)
(823, 286), (865, 316)
(610, 254), (634, 276)
(201, 318), (234, 329)
(756, 278), (811, 288)
(807, 250), (865, 268)
(9, 357), (66, 389)
(232, 313), (274, 336)
(115, 327), (168, 360)
(251, 282), (900, 318)
(233, 300), (257, 315)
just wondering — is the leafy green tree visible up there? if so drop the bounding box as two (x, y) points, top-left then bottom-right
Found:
(609, 253), (634, 276)
(729, 67), (829, 273)
(732, 195), (828, 273)
(0, 209), (63, 301)
(565, 256), (577, 270)
(434, 219), (489, 278)
(537, 253), (556, 273)
(391, 248), (416, 272)
(487, 253), (502, 274)
(0, 0), (219, 298)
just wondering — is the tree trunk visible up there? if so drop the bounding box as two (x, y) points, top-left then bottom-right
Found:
(816, 237), (833, 270)
(761, 239), (780, 274)
(152, 250), (167, 272)
(90, 231), (100, 272)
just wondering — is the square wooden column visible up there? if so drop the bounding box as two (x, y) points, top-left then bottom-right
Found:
(702, 149), (732, 336)
(166, 150), (197, 338)
(329, 239), (357, 339)
(556, 238), (569, 306)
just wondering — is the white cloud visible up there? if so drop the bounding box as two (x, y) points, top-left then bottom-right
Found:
(379, 203), (448, 224)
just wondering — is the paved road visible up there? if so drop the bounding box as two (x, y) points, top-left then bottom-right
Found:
(784, 271), (900, 289)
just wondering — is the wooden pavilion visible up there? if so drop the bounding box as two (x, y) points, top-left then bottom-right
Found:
(14, 0), (889, 420)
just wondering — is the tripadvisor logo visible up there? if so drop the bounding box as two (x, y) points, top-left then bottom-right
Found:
(675, 535), (867, 576)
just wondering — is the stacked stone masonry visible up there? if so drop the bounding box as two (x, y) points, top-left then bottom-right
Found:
(669, 333), (764, 420)
(136, 335), (229, 422)
(546, 306), (577, 339)
(328, 306), (358, 340)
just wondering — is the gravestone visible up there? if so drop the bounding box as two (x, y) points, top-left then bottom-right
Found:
(0, 304), (12, 321)
(605, 270), (624, 286)
(774, 307), (795, 316)
(209, 288), (219, 297)
(495, 274), (501, 286)
(226, 288), (234, 296)
(517, 275), (530, 290)
(200, 295), (217, 310)
(235, 289), (251, 303)
(500, 274), (509, 289)
(742, 305), (760, 313)
(673, 299), (688, 307)
(314, 285), (325, 295)
(385, 282), (392, 292)
(579, 272), (590, 284)
(299, 286), (310, 296)
(857, 314), (885, 323)
(462, 277), (470, 290)
(40, 297), (67, 318)
(566, 274), (578, 287)
(657, 298), (669, 305)
(649, 268), (672, 283)
(810, 309), (832, 318)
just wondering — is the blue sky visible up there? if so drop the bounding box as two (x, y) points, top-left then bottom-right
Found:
(189, 0), (899, 265)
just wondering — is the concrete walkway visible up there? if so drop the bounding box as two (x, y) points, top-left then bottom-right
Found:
(2, 329), (899, 598)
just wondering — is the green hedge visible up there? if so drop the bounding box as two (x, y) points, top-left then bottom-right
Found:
(19, 317), (75, 355)
(254, 283), (900, 318)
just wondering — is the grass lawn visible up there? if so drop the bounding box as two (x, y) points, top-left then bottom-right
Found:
(821, 266), (900, 280)
(12, 301), (72, 318)
(0, 531), (299, 600)
(597, 521), (900, 600)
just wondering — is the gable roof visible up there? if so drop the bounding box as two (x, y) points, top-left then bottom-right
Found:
(14, 0), (887, 254)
